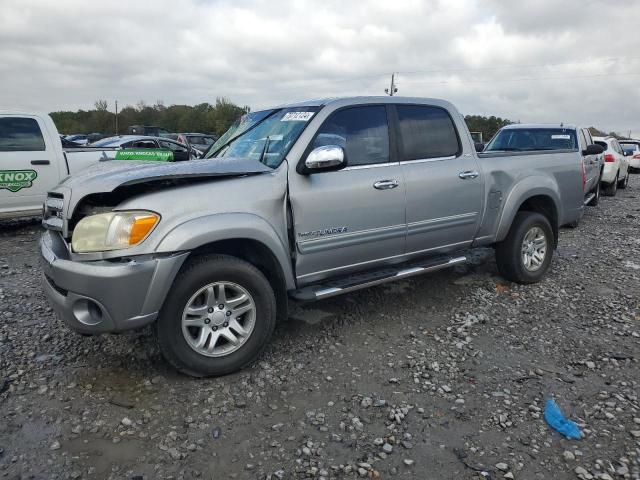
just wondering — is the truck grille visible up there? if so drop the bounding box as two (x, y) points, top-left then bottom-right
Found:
(42, 193), (64, 231)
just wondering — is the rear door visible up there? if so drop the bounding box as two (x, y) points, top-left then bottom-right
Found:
(0, 115), (58, 215)
(393, 104), (484, 254)
(289, 104), (406, 284)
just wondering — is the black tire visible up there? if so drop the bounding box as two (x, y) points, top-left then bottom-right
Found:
(602, 173), (618, 196)
(156, 254), (277, 377)
(494, 212), (554, 284)
(587, 177), (600, 207)
(618, 170), (629, 189)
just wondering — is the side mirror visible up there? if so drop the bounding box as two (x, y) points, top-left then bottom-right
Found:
(474, 142), (485, 152)
(303, 145), (346, 173)
(582, 144), (604, 156)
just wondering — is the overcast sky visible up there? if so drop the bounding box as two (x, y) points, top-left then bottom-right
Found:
(1, 0), (639, 135)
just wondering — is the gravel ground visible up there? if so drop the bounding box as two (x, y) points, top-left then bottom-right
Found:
(1, 176), (639, 480)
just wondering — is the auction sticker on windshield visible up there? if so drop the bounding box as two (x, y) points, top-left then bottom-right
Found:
(551, 135), (571, 140)
(0, 170), (37, 192)
(281, 112), (314, 121)
(115, 149), (174, 161)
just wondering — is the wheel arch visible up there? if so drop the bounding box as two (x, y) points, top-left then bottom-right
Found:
(496, 181), (561, 248)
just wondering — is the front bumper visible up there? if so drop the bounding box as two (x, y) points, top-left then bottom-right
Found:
(40, 230), (188, 334)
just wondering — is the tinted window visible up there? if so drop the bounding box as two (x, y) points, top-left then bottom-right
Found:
(396, 105), (460, 160)
(486, 128), (578, 152)
(312, 106), (389, 166)
(0, 117), (46, 152)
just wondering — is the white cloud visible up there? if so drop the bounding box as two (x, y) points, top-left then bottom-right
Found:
(0, 0), (639, 135)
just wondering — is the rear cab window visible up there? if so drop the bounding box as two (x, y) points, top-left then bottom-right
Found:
(0, 117), (46, 152)
(485, 128), (578, 152)
(395, 105), (460, 161)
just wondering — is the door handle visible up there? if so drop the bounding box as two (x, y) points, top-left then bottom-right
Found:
(31, 160), (50, 165)
(373, 179), (399, 190)
(458, 170), (479, 179)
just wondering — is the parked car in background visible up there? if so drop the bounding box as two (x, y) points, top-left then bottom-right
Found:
(177, 133), (218, 153)
(0, 112), (199, 219)
(60, 137), (82, 148)
(41, 96), (591, 376)
(593, 136), (631, 195)
(484, 124), (604, 207)
(90, 135), (200, 161)
(126, 125), (173, 137)
(619, 140), (640, 172)
(65, 134), (88, 145)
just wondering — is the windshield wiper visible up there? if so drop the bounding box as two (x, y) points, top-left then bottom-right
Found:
(486, 147), (522, 152)
(258, 136), (272, 165)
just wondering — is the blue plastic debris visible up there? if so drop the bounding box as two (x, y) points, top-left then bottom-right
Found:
(544, 399), (582, 440)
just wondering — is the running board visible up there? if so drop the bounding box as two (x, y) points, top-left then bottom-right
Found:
(583, 193), (595, 206)
(291, 255), (467, 301)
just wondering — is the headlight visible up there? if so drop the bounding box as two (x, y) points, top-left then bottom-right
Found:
(71, 211), (160, 253)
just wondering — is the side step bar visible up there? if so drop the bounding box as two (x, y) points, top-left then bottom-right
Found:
(291, 256), (467, 301)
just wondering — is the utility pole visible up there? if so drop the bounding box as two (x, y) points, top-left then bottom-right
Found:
(385, 73), (398, 96)
(115, 100), (119, 135)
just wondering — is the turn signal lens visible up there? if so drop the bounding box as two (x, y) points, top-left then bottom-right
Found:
(129, 215), (159, 245)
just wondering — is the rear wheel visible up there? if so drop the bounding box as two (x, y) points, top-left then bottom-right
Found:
(618, 170), (629, 189)
(495, 212), (554, 284)
(157, 254), (277, 377)
(603, 173), (618, 196)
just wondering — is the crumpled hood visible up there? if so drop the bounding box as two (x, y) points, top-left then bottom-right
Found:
(59, 157), (272, 194)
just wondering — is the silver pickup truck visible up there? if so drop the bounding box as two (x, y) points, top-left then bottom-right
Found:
(40, 96), (599, 376)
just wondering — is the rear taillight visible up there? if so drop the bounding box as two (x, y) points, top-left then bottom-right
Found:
(634, 153), (640, 159)
(581, 160), (587, 190)
(604, 153), (615, 162)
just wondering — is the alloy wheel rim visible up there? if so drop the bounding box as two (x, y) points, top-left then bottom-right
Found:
(521, 226), (547, 272)
(181, 282), (256, 357)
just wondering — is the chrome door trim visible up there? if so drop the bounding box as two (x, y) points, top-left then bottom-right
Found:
(407, 212), (478, 236)
(399, 155), (456, 165)
(297, 223), (406, 254)
(343, 162), (398, 171)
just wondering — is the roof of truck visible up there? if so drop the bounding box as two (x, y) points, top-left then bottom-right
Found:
(501, 123), (579, 130)
(272, 96), (457, 109)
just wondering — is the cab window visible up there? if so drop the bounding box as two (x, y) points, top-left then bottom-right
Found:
(0, 117), (46, 152)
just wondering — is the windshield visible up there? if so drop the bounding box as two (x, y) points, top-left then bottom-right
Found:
(485, 128), (578, 152)
(206, 107), (319, 168)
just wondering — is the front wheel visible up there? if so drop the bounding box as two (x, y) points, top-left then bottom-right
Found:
(157, 254), (277, 377)
(495, 212), (554, 284)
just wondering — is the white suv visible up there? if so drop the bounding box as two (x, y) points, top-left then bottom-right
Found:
(594, 136), (631, 195)
(620, 140), (640, 172)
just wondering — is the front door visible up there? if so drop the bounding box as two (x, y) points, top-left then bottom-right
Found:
(288, 105), (406, 285)
(392, 104), (484, 254)
(0, 115), (59, 215)
(580, 128), (599, 192)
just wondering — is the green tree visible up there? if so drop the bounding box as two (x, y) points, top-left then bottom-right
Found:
(50, 98), (247, 137)
(464, 115), (512, 142)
